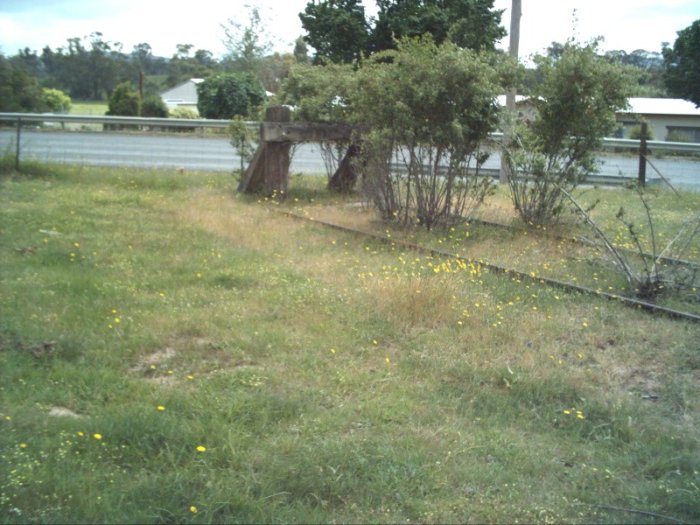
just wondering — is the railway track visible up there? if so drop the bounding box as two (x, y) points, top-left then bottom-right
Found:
(276, 209), (700, 323)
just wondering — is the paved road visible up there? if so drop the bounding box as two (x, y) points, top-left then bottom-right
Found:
(2, 129), (699, 190)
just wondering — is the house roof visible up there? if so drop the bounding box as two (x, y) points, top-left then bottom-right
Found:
(496, 95), (700, 118)
(623, 97), (700, 116)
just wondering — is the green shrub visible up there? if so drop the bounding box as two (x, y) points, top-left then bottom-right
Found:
(628, 123), (653, 140)
(41, 88), (72, 114)
(106, 82), (140, 117)
(140, 95), (169, 118)
(169, 107), (198, 119)
(351, 37), (504, 228)
(505, 41), (634, 225)
(196, 73), (265, 119)
(665, 129), (694, 142)
(229, 115), (256, 174)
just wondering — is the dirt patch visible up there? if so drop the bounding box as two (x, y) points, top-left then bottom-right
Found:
(609, 364), (663, 396)
(48, 407), (85, 419)
(129, 336), (240, 384)
(130, 347), (177, 374)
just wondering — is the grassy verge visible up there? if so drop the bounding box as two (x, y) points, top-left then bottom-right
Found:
(1, 163), (698, 524)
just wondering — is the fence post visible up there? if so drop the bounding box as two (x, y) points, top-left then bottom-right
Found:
(237, 106), (292, 198)
(638, 122), (647, 187)
(15, 116), (22, 170)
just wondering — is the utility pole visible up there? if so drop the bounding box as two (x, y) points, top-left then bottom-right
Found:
(499, 0), (522, 184)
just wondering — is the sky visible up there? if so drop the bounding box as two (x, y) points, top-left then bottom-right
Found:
(0, 0), (698, 61)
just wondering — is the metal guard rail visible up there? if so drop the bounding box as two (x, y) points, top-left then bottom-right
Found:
(1, 113), (700, 154)
(0, 112), (260, 132)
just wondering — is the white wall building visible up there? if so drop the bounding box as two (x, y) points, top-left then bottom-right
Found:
(160, 78), (203, 114)
(616, 97), (700, 142)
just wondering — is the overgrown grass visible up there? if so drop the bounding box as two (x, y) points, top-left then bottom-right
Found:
(300, 181), (700, 314)
(1, 163), (698, 524)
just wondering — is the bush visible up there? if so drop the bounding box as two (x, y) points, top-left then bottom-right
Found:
(282, 62), (355, 181)
(229, 115), (256, 174)
(504, 41), (633, 226)
(169, 107), (198, 119)
(665, 129), (694, 143)
(629, 123), (653, 140)
(168, 106), (198, 132)
(141, 95), (169, 118)
(196, 73), (265, 119)
(563, 186), (700, 300)
(350, 37), (505, 229)
(106, 82), (140, 117)
(42, 88), (71, 113)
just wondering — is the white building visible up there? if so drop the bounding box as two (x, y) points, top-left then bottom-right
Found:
(160, 78), (203, 114)
(616, 97), (700, 142)
(499, 95), (700, 143)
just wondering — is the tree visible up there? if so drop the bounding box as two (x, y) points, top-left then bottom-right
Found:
(256, 52), (296, 93)
(166, 44), (218, 86)
(222, 6), (273, 74)
(504, 41), (634, 225)
(196, 73), (265, 119)
(130, 43), (167, 77)
(371, 0), (506, 54)
(663, 19), (700, 106)
(299, 0), (505, 63)
(299, 0), (369, 64)
(37, 33), (131, 100)
(9, 48), (47, 84)
(293, 36), (311, 64)
(0, 54), (46, 112)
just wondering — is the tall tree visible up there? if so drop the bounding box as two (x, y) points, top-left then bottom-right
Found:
(300, 0), (369, 64)
(131, 43), (162, 76)
(293, 36), (311, 64)
(38, 33), (131, 100)
(9, 48), (47, 84)
(166, 44), (218, 86)
(222, 6), (273, 73)
(371, 0), (506, 53)
(300, 0), (505, 63)
(663, 19), (700, 106)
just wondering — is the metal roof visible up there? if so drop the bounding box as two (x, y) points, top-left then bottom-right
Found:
(624, 97), (700, 116)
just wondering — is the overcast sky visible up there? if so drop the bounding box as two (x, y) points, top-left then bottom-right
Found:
(0, 0), (698, 60)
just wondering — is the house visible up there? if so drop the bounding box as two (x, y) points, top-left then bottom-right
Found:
(160, 78), (203, 114)
(616, 98), (700, 142)
(498, 95), (700, 143)
(496, 94), (538, 123)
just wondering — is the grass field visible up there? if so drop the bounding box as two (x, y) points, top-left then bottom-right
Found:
(1, 162), (699, 524)
(70, 101), (108, 116)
